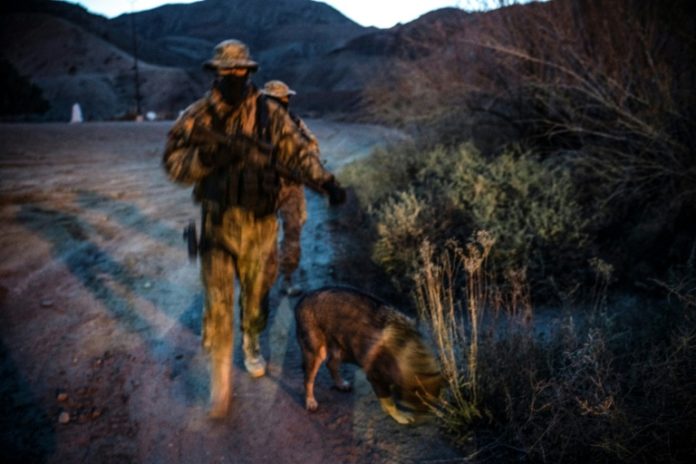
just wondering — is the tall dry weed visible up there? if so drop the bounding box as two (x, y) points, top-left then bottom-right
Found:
(415, 231), (496, 434)
(416, 232), (695, 462)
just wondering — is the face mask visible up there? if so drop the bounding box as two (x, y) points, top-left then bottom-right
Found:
(269, 97), (289, 110)
(215, 73), (248, 105)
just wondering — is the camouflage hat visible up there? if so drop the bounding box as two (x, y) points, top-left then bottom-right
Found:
(204, 39), (259, 71)
(260, 80), (297, 98)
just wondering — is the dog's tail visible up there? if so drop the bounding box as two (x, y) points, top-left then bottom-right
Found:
(382, 310), (443, 409)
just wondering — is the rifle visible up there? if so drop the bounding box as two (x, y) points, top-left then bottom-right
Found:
(182, 124), (346, 261)
(188, 124), (327, 195)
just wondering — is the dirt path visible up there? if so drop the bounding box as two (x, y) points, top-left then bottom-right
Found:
(0, 121), (463, 463)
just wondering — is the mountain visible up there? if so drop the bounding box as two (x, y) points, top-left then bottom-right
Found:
(1, 1), (188, 67)
(109, 0), (372, 106)
(0, 6), (205, 120)
(295, 8), (478, 113)
(0, 0), (374, 120)
(0, 0), (498, 121)
(111, 0), (368, 62)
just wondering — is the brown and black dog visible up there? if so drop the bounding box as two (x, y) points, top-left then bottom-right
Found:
(294, 287), (443, 424)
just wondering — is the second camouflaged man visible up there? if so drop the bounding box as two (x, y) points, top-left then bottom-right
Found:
(260, 80), (317, 296)
(162, 40), (345, 418)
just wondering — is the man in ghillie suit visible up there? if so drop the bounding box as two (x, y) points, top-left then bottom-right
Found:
(162, 40), (346, 418)
(260, 80), (315, 296)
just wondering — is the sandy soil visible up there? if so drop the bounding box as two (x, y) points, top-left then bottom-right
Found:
(0, 121), (465, 463)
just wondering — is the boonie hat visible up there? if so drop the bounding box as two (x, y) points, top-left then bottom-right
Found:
(204, 39), (259, 71)
(260, 80), (297, 98)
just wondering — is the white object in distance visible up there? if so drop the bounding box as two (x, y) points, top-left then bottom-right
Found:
(70, 103), (83, 123)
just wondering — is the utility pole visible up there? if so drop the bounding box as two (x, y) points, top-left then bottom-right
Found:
(130, 1), (142, 120)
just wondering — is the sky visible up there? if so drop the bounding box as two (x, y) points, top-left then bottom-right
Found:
(72, 0), (485, 29)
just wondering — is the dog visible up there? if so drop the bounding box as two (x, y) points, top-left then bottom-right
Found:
(294, 286), (443, 424)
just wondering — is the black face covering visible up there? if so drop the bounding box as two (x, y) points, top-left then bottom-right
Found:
(215, 74), (249, 106)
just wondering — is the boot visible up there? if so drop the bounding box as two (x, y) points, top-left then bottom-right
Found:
(243, 333), (266, 378)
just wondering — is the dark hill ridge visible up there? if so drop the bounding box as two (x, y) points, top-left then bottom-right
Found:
(295, 7), (480, 114)
(0, 8), (205, 120)
(1, 0), (508, 120)
(110, 0), (373, 94)
(113, 0), (366, 46)
(0, 0), (378, 119)
(1, 0), (187, 67)
(336, 8), (473, 59)
(111, 0), (371, 73)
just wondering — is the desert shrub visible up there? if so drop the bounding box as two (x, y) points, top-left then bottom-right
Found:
(371, 190), (427, 279)
(342, 142), (590, 293)
(417, 235), (696, 463)
(339, 142), (425, 207)
(466, 0), (696, 280)
(359, 0), (696, 283)
(445, 146), (588, 282)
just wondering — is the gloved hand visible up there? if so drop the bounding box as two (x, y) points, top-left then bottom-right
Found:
(322, 178), (347, 206)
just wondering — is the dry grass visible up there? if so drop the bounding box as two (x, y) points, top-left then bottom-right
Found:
(415, 234), (696, 462)
(415, 232), (495, 437)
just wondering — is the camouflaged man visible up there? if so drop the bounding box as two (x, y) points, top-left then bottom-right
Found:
(260, 80), (316, 296)
(162, 40), (345, 418)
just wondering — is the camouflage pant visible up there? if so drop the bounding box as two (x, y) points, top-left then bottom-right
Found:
(277, 184), (307, 281)
(200, 206), (279, 358)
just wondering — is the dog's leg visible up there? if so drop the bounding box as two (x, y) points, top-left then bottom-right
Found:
(303, 345), (326, 411)
(327, 349), (351, 392)
(379, 397), (415, 425)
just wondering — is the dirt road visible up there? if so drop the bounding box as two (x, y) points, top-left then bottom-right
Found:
(0, 121), (463, 463)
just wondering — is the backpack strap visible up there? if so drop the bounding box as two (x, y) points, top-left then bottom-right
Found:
(256, 94), (271, 144)
(256, 93), (279, 169)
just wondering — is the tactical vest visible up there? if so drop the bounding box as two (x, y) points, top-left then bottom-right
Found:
(196, 94), (281, 219)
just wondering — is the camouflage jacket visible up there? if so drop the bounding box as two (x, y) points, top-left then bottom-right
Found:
(290, 112), (318, 152)
(282, 111), (320, 189)
(163, 84), (333, 218)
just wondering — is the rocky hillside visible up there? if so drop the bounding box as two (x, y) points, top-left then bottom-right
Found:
(0, 8), (204, 121)
(111, 0), (368, 65)
(2, 1), (187, 70)
(110, 0), (372, 110)
(297, 8), (479, 114)
(0, 0), (374, 120)
(0, 0), (504, 121)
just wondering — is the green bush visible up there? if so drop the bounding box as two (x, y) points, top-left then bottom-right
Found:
(339, 143), (424, 207)
(372, 190), (428, 279)
(342, 143), (590, 292)
(446, 146), (589, 278)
